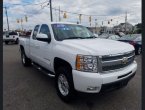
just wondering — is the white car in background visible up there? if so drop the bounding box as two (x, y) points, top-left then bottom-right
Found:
(94, 33), (99, 37)
(108, 34), (120, 40)
(99, 34), (120, 40)
(3, 31), (19, 44)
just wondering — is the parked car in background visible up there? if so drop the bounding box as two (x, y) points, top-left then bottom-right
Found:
(3, 31), (19, 44)
(118, 34), (142, 55)
(98, 33), (110, 39)
(19, 31), (32, 38)
(116, 32), (125, 37)
(25, 31), (32, 37)
(99, 34), (120, 40)
(94, 33), (99, 37)
(107, 35), (120, 40)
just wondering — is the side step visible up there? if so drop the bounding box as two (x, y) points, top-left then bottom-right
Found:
(31, 62), (55, 78)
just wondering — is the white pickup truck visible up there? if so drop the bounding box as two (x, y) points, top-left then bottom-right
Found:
(19, 22), (137, 102)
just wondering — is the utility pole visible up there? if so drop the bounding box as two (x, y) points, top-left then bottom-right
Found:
(59, 6), (61, 21)
(116, 21), (118, 25)
(79, 14), (82, 24)
(125, 11), (127, 34)
(4, 6), (10, 32)
(95, 19), (97, 33)
(49, 0), (53, 22)
(20, 18), (23, 31)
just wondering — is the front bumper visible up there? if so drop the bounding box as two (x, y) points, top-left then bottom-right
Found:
(100, 72), (135, 92)
(72, 61), (137, 93)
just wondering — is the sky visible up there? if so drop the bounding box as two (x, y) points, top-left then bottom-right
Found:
(3, 0), (141, 30)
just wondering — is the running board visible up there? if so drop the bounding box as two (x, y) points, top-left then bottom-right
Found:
(31, 62), (55, 78)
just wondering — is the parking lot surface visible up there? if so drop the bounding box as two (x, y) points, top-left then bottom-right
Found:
(3, 44), (141, 110)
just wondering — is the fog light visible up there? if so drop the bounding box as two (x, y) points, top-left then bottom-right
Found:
(87, 86), (100, 91)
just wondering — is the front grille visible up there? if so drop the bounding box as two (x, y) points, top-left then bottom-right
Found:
(102, 51), (134, 61)
(101, 51), (135, 72)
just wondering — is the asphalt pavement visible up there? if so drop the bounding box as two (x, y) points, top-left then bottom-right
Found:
(3, 44), (141, 110)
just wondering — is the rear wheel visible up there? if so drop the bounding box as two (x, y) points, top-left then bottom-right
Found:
(5, 41), (9, 45)
(21, 49), (31, 66)
(55, 66), (75, 102)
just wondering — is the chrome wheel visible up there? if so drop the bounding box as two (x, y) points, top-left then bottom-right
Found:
(58, 74), (69, 96)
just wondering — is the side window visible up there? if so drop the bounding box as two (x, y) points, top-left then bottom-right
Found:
(39, 24), (50, 38)
(32, 25), (40, 39)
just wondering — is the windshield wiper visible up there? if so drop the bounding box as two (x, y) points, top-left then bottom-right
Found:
(84, 36), (97, 39)
(63, 36), (97, 40)
(63, 37), (85, 40)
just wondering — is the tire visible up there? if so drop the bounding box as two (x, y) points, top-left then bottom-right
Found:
(5, 41), (9, 45)
(15, 38), (19, 44)
(136, 47), (141, 55)
(21, 49), (31, 66)
(55, 66), (75, 102)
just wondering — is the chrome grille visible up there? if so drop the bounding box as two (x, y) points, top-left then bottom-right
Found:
(101, 51), (135, 72)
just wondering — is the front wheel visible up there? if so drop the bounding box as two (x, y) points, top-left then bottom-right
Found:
(55, 67), (75, 102)
(136, 47), (141, 55)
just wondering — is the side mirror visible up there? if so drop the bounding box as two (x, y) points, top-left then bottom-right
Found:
(36, 33), (51, 43)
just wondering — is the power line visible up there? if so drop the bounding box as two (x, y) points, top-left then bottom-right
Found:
(3, 0), (49, 7)
(52, 7), (115, 17)
(4, 1), (128, 17)
(3, 1), (138, 27)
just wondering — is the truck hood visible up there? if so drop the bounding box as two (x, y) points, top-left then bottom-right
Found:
(61, 38), (134, 55)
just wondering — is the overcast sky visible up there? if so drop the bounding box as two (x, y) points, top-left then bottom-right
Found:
(3, 0), (141, 30)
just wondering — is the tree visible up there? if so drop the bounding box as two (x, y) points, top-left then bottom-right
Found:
(134, 23), (142, 34)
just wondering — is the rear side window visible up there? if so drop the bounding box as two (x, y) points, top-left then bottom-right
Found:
(39, 24), (51, 38)
(9, 32), (17, 35)
(32, 25), (40, 39)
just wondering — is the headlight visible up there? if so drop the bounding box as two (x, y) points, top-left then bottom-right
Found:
(76, 55), (98, 72)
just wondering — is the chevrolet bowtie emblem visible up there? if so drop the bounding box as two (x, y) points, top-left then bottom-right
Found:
(122, 57), (128, 64)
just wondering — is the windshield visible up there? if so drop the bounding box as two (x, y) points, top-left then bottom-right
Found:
(51, 24), (96, 41)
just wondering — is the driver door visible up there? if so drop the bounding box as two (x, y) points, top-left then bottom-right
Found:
(35, 24), (53, 71)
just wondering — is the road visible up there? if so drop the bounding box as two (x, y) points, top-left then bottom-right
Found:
(3, 44), (141, 110)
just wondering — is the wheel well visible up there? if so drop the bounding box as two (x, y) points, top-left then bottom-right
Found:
(54, 57), (72, 73)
